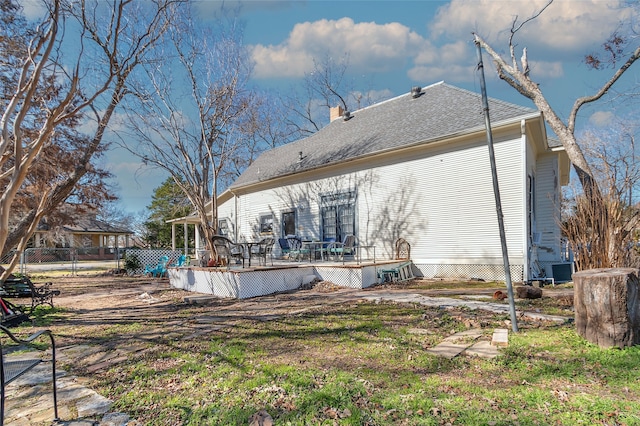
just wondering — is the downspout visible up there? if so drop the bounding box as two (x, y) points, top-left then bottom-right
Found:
(521, 119), (530, 283)
(230, 189), (239, 240)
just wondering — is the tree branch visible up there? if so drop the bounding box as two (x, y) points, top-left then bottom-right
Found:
(569, 44), (640, 134)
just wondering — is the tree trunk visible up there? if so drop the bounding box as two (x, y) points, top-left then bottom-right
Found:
(573, 268), (640, 348)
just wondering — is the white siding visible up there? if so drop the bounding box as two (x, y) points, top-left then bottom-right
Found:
(358, 136), (525, 266)
(222, 133), (527, 278)
(534, 154), (563, 263)
(217, 196), (236, 240)
(212, 114), (579, 282)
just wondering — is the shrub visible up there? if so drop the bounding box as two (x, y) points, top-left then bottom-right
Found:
(124, 253), (142, 273)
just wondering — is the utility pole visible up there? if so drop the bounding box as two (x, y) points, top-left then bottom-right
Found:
(475, 40), (519, 333)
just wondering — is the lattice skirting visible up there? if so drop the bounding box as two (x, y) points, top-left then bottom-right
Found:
(414, 263), (525, 282)
(124, 249), (186, 275)
(169, 264), (382, 299)
(169, 262), (525, 300)
(169, 267), (315, 299)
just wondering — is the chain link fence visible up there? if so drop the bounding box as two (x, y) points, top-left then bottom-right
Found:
(1, 248), (193, 275)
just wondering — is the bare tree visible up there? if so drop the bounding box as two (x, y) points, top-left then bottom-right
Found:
(0, 0), (177, 279)
(119, 7), (265, 255)
(473, 0), (640, 269)
(223, 95), (299, 188)
(581, 118), (640, 207)
(285, 53), (378, 136)
(563, 119), (640, 269)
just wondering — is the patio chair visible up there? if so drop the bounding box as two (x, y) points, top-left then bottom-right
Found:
(278, 238), (291, 258)
(172, 254), (191, 267)
(286, 236), (309, 261)
(327, 235), (357, 262)
(144, 256), (169, 277)
(395, 238), (411, 260)
(212, 236), (245, 268)
(1, 325), (58, 425)
(251, 237), (275, 266)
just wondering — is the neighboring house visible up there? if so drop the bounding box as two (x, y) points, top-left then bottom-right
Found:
(212, 81), (570, 282)
(32, 215), (133, 259)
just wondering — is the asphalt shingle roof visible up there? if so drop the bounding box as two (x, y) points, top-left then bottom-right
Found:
(63, 217), (131, 234)
(231, 81), (538, 188)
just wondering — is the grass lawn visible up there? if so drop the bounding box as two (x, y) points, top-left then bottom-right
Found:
(28, 278), (640, 425)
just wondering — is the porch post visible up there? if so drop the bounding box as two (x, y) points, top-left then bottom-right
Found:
(171, 223), (176, 251)
(184, 221), (188, 255)
(195, 225), (201, 255)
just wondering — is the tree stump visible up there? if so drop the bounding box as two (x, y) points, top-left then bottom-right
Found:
(516, 286), (542, 299)
(573, 268), (640, 348)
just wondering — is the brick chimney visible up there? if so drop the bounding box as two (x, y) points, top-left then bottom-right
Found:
(330, 105), (344, 122)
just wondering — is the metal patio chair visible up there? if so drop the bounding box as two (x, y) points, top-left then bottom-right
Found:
(286, 236), (309, 261)
(327, 235), (357, 262)
(251, 237), (275, 266)
(278, 238), (291, 259)
(212, 236), (245, 268)
(144, 255), (169, 277)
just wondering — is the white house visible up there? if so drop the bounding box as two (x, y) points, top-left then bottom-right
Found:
(210, 82), (570, 282)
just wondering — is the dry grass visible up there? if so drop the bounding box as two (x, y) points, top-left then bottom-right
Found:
(17, 275), (639, 425)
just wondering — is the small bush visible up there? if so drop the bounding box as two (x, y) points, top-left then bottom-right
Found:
(124, 253), (142, 273)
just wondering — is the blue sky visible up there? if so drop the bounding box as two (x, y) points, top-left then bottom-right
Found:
(25, 0), (638, 215)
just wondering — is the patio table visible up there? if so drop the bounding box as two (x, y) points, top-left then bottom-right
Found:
(301, 241), (335, 262)
(241, 242), (263, 267)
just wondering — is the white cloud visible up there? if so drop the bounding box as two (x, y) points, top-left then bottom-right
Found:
(408, 40), (476, 82)
(430, 0), (630, 53)
(589, 110), (616, 127)
(251, 17), (426, 79)
(250, 0), (634, 87)
(251, 44), (312, 78)
(19, 0), (48, 21)
(529, 60), (564, 79)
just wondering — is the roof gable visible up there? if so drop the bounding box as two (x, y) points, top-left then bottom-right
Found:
(231, 82), (537, 188)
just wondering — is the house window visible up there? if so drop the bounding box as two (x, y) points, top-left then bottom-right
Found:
(218, 219), (229, 236)
(282, 211), (296, 237)
(321, 191), (356, 242)
(260, 214), (274, 234)
(322, 207), (337, 240)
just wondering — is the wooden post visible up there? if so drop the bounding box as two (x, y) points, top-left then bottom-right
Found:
(573, 268), (640, 348)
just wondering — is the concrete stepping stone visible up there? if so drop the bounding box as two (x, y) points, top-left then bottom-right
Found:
(464, 340), (500, 359)
(492, 328), (509, 347)
(426, 329), (483, 359)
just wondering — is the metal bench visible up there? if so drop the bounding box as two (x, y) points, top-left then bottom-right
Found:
(1, 277), (60, 312)
(0, 325), (58, 425)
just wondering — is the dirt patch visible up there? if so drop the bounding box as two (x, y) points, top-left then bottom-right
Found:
(29, 275), (574, 322)
(13, 275), (574, 353)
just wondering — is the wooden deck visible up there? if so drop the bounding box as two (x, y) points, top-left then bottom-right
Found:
(168, 260), (411, 299)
